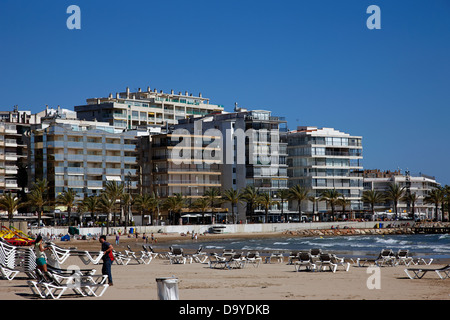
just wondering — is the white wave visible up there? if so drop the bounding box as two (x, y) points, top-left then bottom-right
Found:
(205, 245), (224, 249)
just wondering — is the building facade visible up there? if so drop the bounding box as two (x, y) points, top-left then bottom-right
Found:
(28, 117), (143, 204)
(74, 87), (224, 130)
(174, 108), (289, 222)
(363, 170), (441, 219)
(0, 107), (32, 196)
(287, 126), (363, 216)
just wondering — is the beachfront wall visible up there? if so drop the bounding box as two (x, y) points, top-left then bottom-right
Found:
(29, 220), (410, 238)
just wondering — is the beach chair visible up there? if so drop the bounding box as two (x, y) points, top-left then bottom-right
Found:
(192, 246), (208, 264)
(111, 250), (131, 265)
(404, 264), (450, 280)
(413, 257), (434, 266)
(244, 251), (262, 268)
(77, 251), (105, 265)
(265, 251), (284, 264)
(294, 252), (316, 272)
(375, 249), (396, 267)
(0, 263), (20, 281)
(208, 253), (230, 269)
(47, 243), (105, 265)
(46, 267), (109, 297)
(229, 253), (245, 269)
(288, 251), (301, 265)
(395, 249), (414, 266)
(142, 245), (159, 259)
(310, 248), (322, 257)
(316, 253), (337, 273)
(222, 249), (235, 259)
(331, 254), (350, 272)
(47, 264), (96, 276)
(355, 257), (377, 267)
(169, 248), (188, 264)
(125, 245), (152, 264)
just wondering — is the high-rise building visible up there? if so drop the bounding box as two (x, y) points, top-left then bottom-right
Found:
(28, 111), (145, 205)
(173, 108), (288, 222)
(287, 126), (363, 217)
(74, 87), (224, 130)
(0, 106), (32, 195)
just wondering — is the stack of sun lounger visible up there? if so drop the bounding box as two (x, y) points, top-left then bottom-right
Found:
(27, 268), (109, 299)
(0, 239), (36, 280)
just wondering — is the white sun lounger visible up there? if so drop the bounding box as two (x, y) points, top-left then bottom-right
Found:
(404, 264), (450, 280)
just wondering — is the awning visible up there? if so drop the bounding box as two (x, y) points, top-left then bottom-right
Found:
(106, 176), (121, 181)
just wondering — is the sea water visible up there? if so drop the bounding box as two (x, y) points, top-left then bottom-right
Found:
(161, 233), (450, 261)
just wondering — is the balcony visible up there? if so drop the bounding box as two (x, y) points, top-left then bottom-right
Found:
(87, 180), (103, 189)
(87, 167), (103, 175)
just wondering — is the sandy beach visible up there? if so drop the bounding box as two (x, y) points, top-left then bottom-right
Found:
(1, 233), (449, 302)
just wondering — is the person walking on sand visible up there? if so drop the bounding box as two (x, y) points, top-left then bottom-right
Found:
(99, 235), (114, 286)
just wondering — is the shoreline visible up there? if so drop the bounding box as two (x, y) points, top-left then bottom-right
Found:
(50, 228), (450, 263)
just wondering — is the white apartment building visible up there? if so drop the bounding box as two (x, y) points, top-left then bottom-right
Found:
(287, 126), (363, 215)
(363, 170), (441, 219)
(28, 108), (148, 203)
(74, 87), (224, 130)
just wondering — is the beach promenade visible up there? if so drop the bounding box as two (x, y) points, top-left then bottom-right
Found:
(1, 233), (448, 301)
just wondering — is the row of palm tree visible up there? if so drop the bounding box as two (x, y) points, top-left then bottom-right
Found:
(1, 180), (449, 227)
(362, 183), (450, 220)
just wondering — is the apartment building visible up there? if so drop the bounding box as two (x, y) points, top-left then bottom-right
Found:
(74, 87), (224, 130)
(0, 106), (32, 195)
(287, 126), (363, 216)
(174, 108), (289, 222)
(28, 111), (144, 203)
(363, 170), (441, 219)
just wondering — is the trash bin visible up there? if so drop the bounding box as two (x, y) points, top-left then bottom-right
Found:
(129, 227), (134, 234)
(156, 277), (179, 300)
(379, 223), (383, 228)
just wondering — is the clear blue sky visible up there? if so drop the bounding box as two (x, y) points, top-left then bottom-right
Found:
(1, 0), (449, 184)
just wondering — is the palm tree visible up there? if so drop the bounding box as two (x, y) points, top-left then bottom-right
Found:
(163, 193), (185, 225)
(277, 188), (290, 222)
(241, 185), (259, 222)
(308, 195), (318, 221)
(121, 193), (133, 228)
(204, 187), (221, 223)
(337, 195), (351, 220)
(105, 181), (124, 227)
(27, 179), (50, 227)
(135, 192), (160, 226)
(424, 188), (444, 221)
(192, 197), (211, 224)
(0, 192), (23, 225)
(56, 188), (78, 226)
(289, 184), (309, 222)
(319, 189), (342, 221)
(221, 188), (242, 224)
(401, 192), (419, 220)
(98, 191), (116, 235)
(82, 195), (100, 223)
(257, 192), (276, 223)
(362, 189), (385, 220)
(444, 185), (450, 221)
(384, 183), (405, 219)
